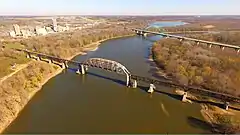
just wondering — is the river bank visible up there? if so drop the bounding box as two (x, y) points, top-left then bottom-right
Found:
(0, 34), (135, 133)
(150, 39), (240, 133)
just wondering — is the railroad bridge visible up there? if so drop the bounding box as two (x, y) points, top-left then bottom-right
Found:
(15, 48), (240, 111)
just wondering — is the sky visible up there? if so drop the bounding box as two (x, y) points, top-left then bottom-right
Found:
(1, 0), (240, 16)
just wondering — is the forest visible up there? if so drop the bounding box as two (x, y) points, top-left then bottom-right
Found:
(152, 32), (240, 134)
(152, 33), (240, 97)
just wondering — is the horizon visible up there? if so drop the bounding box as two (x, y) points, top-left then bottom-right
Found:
(1, 0), (240, 16)
(1, 15), (240, 17)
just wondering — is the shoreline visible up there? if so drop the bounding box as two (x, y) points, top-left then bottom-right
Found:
(150, 36), (240, 133)
(28, 33), (135, 99)
(0, 33), (135, 134)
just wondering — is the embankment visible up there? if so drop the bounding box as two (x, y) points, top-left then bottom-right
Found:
(0, 34), (134, 133)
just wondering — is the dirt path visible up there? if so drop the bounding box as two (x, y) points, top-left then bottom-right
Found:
(0, 62), (31, 84)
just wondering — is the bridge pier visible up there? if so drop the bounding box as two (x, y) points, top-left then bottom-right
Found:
(136, 31), (140, 35)
(147, 83), (156, 94)
(182, 92), (188, 102)
(126, 74), (130, 87)
(223, 102), (229, 110)
(221, 46), (225, 51)
(26, 52), (31, 58)
(179, 38), (183, 42)
(81, 64), (86, 74)
(60, 62), (65, 69)
(196, 42), (200, 45)
(84, 65), (88, 71)
(36, 56), (40, 61)
(64, 61), (69, 68)
(76, 69), (80, 74)
(47, 59), (52, 64)
(237, 49), (240, 54)
(76, 64), (85, 74)
(208, 44), (212, 48)
(132, 80), (137, 88)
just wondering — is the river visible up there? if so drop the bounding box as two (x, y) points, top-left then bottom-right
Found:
(4, 22), (211, 134)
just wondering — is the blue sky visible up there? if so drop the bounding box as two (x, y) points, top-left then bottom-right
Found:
(1, 0), (240, 15)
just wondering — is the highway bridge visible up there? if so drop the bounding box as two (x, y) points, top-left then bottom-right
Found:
(132, 28), (240, 53)
(14, 48), (240, 110)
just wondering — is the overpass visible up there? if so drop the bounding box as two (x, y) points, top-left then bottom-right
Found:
(132, 28), (240, 53)
(14, 48), (240, 110)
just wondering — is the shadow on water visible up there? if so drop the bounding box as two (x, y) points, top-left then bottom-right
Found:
(186, 116), (236, 134)
(87, 72), (126, 86)
(67, 67), (126, 86)
(142, 36), (157, 43)
(137, 85), (182, 101)
(187, 116), (213, 133)
(189, 98), (223, 109)
(67, 67), (183, 101)
(188, 98), (240, 111)
(66, 68), (240, 111)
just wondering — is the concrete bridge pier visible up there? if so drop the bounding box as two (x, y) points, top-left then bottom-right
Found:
(179, 38), (184, 42)
(26, 52), (31, 58)
(147, 83), (156, 94)
(60, 62), (65, 69)
(196, 41), (200, 45)
(223, 102), (229, 110)
(237, 49), (240, 54)
(208, 44), (212, 48)
(136, 31), (140, 35)
(132, 79), (137, 88)
(76, 64), (81, 74)
(76, 69), (80, 74)
(84, 65), (88, 71)
(64, 61), (69, 68)
(143, 33), (147, 37)
(126, 74), (130, 87)
(36, 56), (40, 61)
(182, 92), (188, 102)
(47, 59), (52, 64)
(221, 46), (225, 51)
(81, 64), (86, 74)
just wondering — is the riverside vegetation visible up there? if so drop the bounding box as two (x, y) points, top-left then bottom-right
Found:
(0, 21), (146, 133)
(152, 32), (240, 133)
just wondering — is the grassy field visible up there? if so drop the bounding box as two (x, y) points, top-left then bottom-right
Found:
(0, 42), (29, 78)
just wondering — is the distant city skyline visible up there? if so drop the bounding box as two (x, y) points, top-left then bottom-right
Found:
(1, 0), (240, 16)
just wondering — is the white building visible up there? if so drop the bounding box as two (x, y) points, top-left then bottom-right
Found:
(52, 18), (58, 32)
(21, 29), (33, 38)
(35, 26), (48, 36)
(9, 31), (16, 37)
(13, 24), (21, 36)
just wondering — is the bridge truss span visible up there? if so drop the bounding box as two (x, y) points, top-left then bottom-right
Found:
(83, 58), (131, 86)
